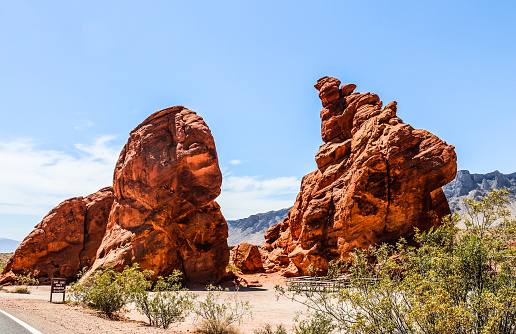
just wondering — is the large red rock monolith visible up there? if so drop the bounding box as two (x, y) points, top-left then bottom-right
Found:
(84, 106), (229, 284)
(262, 77), (457, 275)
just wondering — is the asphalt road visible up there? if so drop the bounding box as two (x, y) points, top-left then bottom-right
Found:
(0, 309), (41, 334)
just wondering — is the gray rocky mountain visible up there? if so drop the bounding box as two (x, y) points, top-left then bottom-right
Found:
(227, 208), (291, 246)
(227, 170), (516, 245)
(0, 238), (20, 253)
(442, 170), (516, 227)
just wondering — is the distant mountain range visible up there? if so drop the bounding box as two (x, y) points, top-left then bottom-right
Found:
(226, 207), (291, 246)
(0, 238), (20, 253)
(443, 170), (516, 227)
(227, 170), (516, 245)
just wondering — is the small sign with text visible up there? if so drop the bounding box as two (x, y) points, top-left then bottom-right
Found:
(50, 278), (66, 302)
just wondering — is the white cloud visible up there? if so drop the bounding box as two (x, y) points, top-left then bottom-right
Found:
(229, 159), (245, 166)
(217, 174), (300, 220)
(0, 136), (121, 217)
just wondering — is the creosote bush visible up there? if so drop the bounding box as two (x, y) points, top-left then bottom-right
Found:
(134, 270), (197, 329)
(294, 311), (336, 334)
(194, 285), (252, 334)
(69, 264), (195, 328)
(11, 271), (40, 294)
(277, 189), (516, 334)
(69, 263), (150, 318)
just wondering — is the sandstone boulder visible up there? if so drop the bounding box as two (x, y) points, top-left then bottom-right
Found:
(263, 77), (457, 275)
(231, 243), (263, 272)
(84, 106), (229, 284)
(0, 187), (114, 284)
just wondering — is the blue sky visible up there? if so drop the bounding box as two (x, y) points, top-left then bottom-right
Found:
(1, 1), (515, 241)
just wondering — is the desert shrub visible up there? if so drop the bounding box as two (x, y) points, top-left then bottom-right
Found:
(294, 312), (336, 334)
(194, 285), (251, 334)
(254, 324), (288, 334)
(277, 189), (516, 334)
(69, 263), (151, 318)
(11, 271), (40, 294)
(134, 270), (197, 329)
(15, 271), (40, 286)
(226, 263), (241, 273)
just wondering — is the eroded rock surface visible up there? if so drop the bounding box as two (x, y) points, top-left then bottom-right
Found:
(0, 187), (114, 284)
(263, 77), (457, 275)
(84, 106), (229, 284)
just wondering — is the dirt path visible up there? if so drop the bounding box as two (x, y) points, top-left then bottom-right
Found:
(0, 279), (307, 334)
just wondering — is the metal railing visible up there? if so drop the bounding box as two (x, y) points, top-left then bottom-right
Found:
(286, 276), (378, 292)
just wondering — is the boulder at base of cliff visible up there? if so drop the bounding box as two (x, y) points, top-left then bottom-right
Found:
(231, 243), (263, 272)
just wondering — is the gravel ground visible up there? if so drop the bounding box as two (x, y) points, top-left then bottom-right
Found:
(0, 276), (307, 334)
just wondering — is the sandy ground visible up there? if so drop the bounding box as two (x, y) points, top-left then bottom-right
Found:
(0, 273), (307, 334)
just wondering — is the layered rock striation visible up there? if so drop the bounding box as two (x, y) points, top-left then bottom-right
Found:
(263, 77), (457, 275)
(84, 106), (229, 284)
(0, 187), (114, 284)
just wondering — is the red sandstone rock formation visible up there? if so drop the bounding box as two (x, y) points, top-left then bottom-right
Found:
(262, 77), (457, 276)
(231, 243), (263, 272)
(84, 106), (229, 284)
(0, 187), (114, 284)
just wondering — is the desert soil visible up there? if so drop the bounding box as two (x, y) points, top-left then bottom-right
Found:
(0, 273), (307, 334)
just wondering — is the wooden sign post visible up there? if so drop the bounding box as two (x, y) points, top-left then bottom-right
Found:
(50, 278), (66, 302)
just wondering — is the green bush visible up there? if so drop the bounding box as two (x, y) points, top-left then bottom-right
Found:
(11, 271), (40, 294)
(277, 189), (516, 334)
(134, 270), (197, 329)
(194, 285), (252, 334)
(294, 312), (335, 334)
(254, 324), (288, 334)
(15, 271), (40, 286)
(69, 263), (151, 318)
